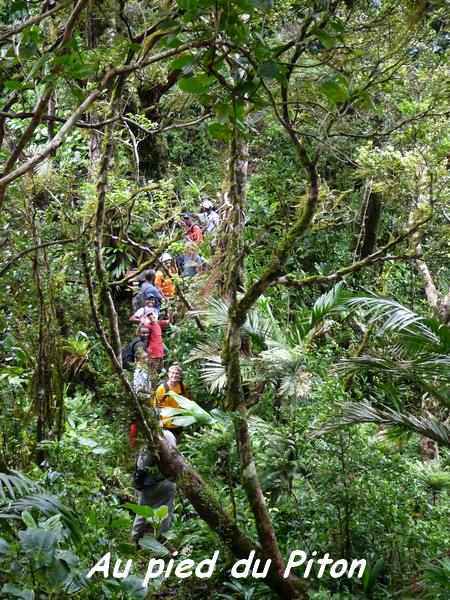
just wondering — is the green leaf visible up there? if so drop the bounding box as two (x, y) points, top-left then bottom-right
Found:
(154, 505), (169, 520)
(120, 575), (148, 599)
(18, 528), (59, 568)
(214, 102), (232, 123)
(312, 27), (335, 50)
(122, 503), (155, 518)
(10, 1), (27, 12)
(257, 60), (281, 79)
(77, 436), (97, 448)
(171, 416), (197, 426)
(320, 74), (350, 102)
(170, 54), (196, 74)
(330, 20), (345, 34)
(178, 75), (215, 94)
(1, 584), (34, 600)
(0, 537), (10, 554)
(116, 542), (137, 555)
(138, 537), (169, 556)
(3, 80), (26, 91)
(208, 122), (231, 140)
(21, 510), (36, 529)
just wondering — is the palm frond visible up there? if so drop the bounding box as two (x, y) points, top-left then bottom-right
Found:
(310, 281), (348, 328)
(342, 296), (445, 356)
(0, 470), (43, 504)
(337, 355), (450, 405)
(312, 403), (450, 448)
(0, 472), (82, 545)
(190, 297), (230, 329)
(5, 494), (82, 545)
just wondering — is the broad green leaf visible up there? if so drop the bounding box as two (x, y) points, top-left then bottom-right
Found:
(170, 416), (197, 426)
(21, 510), (36, 529)
(3, 80), (26, 90)
(18, 528), (59, 567)
(214, 102), (232, 123)
(120, 575), (148, 599)
(312, 27), (335, 50)
(257, 60), (281, 79)
(138, 537), (169, 555)
(178, 75), (215, 94)
(170, 54), (196, 72)
(1, 584), (34, 600)
(0, 537), (10, 553)
(116, 542), (137, 555)
(77, 436), (97, 448)
(122, 503), (155, 518)
(154, 505), (168, 519)
(330, 20), (345, 33)
(208, 122), (232, 140)
(320, 74), (350, 102)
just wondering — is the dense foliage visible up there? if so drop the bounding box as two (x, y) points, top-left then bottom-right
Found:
(0, 0), (449, 598)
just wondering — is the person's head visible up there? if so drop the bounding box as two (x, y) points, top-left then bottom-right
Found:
(135, 347), (148, 364)
(138, 326), (150, 342)
(184, 242), (197, 257)
(201, 199), (213, 213)
(168, 364), (182, 385)
(145, 269), (156, 284)
(160, 253), (173, 267)
(147, 308), (158, 324)
(183, 213), (193, 227)
(144, 295), (156, 307)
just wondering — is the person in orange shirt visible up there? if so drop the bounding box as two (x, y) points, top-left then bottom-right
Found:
(155, 253), (176, 299)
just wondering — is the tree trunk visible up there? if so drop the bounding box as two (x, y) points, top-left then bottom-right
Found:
(353, 180), (384, 259)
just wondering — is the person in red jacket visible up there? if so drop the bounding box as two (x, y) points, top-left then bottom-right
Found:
(144, 308), (173, 374)
(182, 213), (204, 244)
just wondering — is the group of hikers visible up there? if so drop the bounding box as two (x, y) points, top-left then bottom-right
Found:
(121, 198), (219, 544)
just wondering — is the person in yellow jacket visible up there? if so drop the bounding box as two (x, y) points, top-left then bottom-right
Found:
(154, 364), (189, 438)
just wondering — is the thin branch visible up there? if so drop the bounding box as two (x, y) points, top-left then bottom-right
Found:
(122, 111), (213, 136)
(0, 38), (211, 205)
(0, 216), (93, 278)
(0, 0), (72, 42)
(278, 217), (431, 289)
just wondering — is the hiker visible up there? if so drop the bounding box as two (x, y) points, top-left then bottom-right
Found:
(129, 295), (159, 323)
(141, 270), (164, 304)
(198, 197), (220, 245)
(121, 326), (150, 370)
(144, 308), (173, 374)
(181, 242), (208, 277)
(129, 347), (152, 447)
(132, 348), (152, 396)
(155, 254), (176, 300)
(131, 430), (177, 543)
(154, 364), (189, 438)
(182, 213), (203, 244)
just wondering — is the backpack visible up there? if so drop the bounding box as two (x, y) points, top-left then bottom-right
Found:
(159, 381), (185, 395)
(131, 446), (163, 490)
(132, 288), (145, 312)
(160, 381), (184, 396)
(122, 338), (143, 371)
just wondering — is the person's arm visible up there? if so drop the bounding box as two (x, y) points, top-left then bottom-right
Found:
(154, 273), (168, 298)
(154, 385), (164, 408)
(129, 308), (143, 323)
(158, 318), (170, 330)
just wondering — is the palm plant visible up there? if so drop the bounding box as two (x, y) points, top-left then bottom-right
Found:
(314, 295), (450, 447)
(188, 283), (348, 403)
(0, 470), (82, 545)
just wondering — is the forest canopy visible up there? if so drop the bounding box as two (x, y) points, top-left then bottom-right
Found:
(0, 0), (449, 599)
